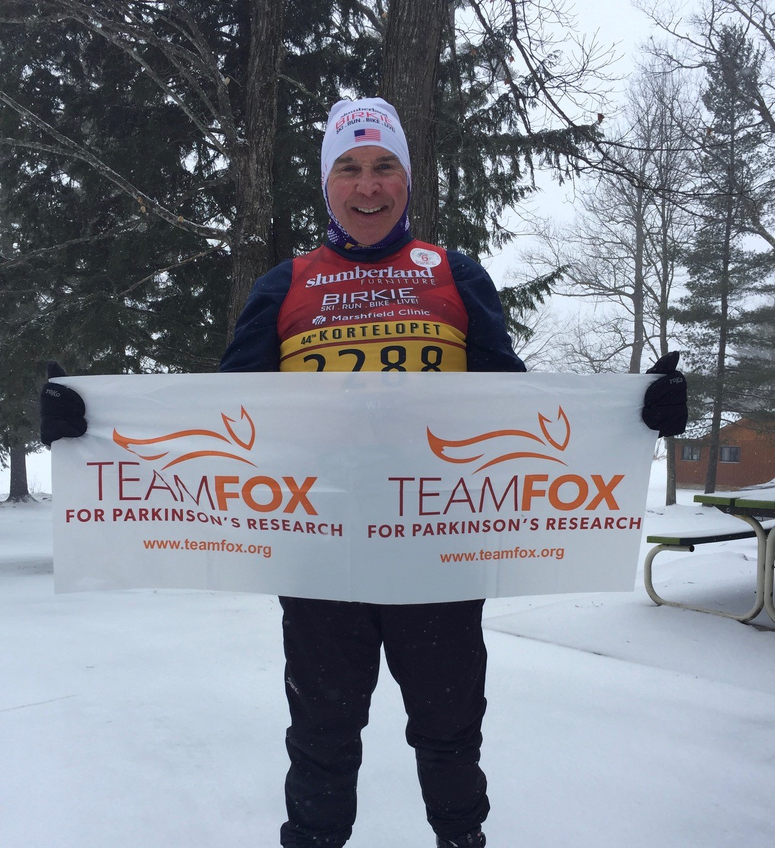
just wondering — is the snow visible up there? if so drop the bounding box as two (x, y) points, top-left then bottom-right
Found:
(1, 461), (774, 848)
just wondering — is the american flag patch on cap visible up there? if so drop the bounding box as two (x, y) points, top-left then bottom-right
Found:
(354, 128), (381, 142)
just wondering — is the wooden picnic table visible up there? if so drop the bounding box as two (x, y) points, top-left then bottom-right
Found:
(694, 486), (775, 623)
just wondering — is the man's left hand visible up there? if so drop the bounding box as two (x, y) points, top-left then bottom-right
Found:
(642, 351), (688, 438)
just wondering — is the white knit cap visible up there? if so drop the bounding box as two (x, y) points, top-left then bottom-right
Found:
(321, 98), (412, 189)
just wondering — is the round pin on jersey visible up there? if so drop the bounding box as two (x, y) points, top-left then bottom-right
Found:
(410, 247), (442, 268)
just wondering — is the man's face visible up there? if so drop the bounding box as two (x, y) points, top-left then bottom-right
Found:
(326, 146), (408, 246)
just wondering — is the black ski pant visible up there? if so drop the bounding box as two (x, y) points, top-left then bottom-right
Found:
(278, 597), (490, 848)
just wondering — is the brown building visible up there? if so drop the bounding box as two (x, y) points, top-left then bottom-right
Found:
(676, 418), (775, 489)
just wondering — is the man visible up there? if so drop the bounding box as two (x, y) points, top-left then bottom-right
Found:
(220, 98), (519, 848)
(41, 98), (687, 848)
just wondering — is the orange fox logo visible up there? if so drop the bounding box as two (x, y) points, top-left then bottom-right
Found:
(427, 407), (570, 473)
(113, 407), (257, 470)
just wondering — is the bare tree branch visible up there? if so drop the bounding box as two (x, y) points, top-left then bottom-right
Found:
(0, 224), (141, 270)
(117, 241), (227, 298)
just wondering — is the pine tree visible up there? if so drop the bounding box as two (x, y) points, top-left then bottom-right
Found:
(673, 25), (773, 492)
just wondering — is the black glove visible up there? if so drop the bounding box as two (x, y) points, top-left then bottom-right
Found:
(642, 351), (688, 438)
(40, 360), (88, 446)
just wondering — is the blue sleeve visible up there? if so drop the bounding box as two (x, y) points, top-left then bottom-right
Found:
(447, 250), (527, 373)
(219, 261), (293, 373)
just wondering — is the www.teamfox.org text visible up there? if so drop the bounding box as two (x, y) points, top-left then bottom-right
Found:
(439, 546), (565, 563)
(143, 538), (272, 557)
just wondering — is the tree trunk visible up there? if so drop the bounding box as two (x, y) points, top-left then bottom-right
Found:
(704, 192), (735, 494)
(629, 184), (646, 373)
(6, 445), (31, 502)
(665, 437), (677, 506)
(227, 0), (285, 338)
(380, 0), (447, 244)
(658, 197), (678, 506)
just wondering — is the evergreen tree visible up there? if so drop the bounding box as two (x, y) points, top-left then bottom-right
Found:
(672, 25), (773, 491)
(0, 0), (282, 340)
(730, 295), (775, 417)
(0, 184), (42, 502)
(498, 269), (561, 345)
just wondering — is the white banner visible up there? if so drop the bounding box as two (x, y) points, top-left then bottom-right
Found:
(52, 372), (656, 603)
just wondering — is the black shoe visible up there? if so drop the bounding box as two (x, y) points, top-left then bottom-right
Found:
(436, 829), (486, 847)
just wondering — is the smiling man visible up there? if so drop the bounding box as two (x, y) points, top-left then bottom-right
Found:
(325, 148), (408, 247)
(220, 98), (527, 848)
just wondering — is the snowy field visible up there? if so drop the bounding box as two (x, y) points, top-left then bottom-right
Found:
(1, 460), (774, 848)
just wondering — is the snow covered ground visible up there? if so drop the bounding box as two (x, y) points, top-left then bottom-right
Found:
(1, 461), (774, 848)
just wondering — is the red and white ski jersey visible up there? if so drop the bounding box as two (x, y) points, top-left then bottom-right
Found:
(277, 240), (469, 372)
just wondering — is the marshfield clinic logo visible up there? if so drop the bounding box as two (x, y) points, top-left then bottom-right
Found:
(427, 407), (571, 473)
(112, 407), (257, 470)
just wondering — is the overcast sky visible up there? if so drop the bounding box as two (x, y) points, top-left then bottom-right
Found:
(483, 0), (671, 282)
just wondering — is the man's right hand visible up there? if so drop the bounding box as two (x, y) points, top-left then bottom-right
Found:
(40, 360), (88, 446)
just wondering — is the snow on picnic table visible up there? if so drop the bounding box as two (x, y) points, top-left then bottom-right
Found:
(1, 462), (773, 848)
